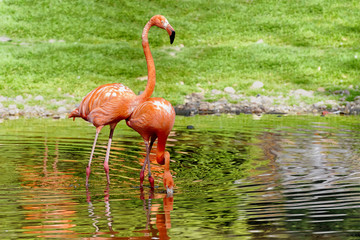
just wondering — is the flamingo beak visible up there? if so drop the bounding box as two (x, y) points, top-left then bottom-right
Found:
(170, 30), (175, 44)
(166, 25), (175, 44)
(166, 187), (174, 196)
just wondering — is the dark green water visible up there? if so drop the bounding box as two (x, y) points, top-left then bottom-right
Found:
(0, 115), (359, 239)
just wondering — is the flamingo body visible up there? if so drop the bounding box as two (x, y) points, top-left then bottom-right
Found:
(70, 83), (136, 127)
(127, 98), (175, 145)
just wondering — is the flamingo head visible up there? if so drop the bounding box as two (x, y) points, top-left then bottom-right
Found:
(151, 15), (175, 44)
(163, 171), (174, 196)
(163, 151), (174, 195)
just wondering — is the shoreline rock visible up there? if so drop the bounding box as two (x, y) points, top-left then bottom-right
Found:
(174, 92), (360, 116)
(0, 91), (359, 120)
(0, 94), (76, 120)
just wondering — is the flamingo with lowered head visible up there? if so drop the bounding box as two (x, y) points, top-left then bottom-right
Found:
(126, 97), (175, 194)
(69, 15), (175, 186)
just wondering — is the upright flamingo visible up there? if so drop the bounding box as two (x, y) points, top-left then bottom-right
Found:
(69, 15), (175, 185)
(126, 97), (175, 194)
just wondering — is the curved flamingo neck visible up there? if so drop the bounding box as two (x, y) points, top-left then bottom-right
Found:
(163, 151), (174, 192)
(137, 20), (156, 103)
(164, 151), (170, 171)
(156, 137), (167, 165)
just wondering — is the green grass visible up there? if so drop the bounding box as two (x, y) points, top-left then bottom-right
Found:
(1, 0), (359, 106)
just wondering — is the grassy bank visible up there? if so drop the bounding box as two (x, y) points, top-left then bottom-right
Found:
(1, 0), (359, 107)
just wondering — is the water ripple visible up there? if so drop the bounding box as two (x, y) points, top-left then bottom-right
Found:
(0, 116), (360, 239)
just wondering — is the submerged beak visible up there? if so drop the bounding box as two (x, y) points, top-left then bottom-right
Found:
(166, 187), (174, 196)
(166, 25), (175, 44)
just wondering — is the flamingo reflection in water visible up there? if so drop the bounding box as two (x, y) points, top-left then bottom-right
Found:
(20, 139), (79, 238)
(86, 186), (173, 239)
(86, 185), (117, 236)
(138, 189), (173, 240)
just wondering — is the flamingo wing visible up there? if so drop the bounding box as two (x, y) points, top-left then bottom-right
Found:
(127, 98), (175, 139)
(78, 83), (136, 126)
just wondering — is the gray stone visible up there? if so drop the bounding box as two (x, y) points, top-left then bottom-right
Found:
(229, 94), (242, 101)
(57, 106), (68, 114)
(8, 104), (17, 110)
(8, 105), (19, 116)
(199, 102), (209, 110)
(208, 103), (215, 111)
(259, 96), (274, 108)
(190, 93), (204, 100)
(354, 96), (360, 105)
(224, 87), (236, 94)
(250, 81), (264, 89)
(8, 109), (17, 116)
(34, 95), (44, 101)
(43, 111), (52, 117)
(0, 108), (6, 117)
(250, 96), (262, 105)
(15, 95), (24, 102)
(324, 100), (339, 106)
(25, 94), (33, 100)
(211, 89), (222, 95)
(292, 89), (314, 98)
(350, 106), (360, 115)
(216, 98), (228, 105)
(344, 102), (351, 114)
(313, 101), (326, 109)
(23, 105), (32, 113)
(55, 100), (67, 106)
(333, 90), (350, 95)
(0, 36), (12, 42)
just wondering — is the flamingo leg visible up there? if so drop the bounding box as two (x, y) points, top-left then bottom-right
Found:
(140, 141), (149, 188)
(104, 124), (116, 184)
(147, 138), (156, 189)
(140, 139), (155, 189)
(86, 127), (102, 186)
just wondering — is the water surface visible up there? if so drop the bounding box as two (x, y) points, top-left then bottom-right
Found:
(0, 115), (359, 239)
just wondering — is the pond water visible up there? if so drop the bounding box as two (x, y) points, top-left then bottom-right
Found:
(0, 115), (359, 239)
